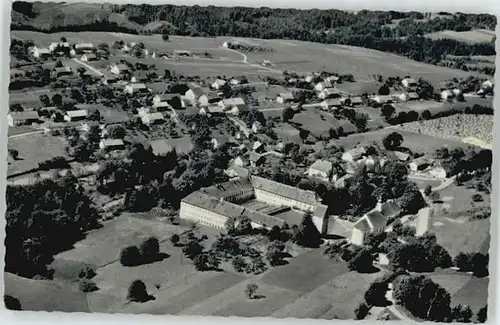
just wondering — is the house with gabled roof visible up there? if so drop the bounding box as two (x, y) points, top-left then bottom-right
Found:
(307, 159), (333, 181)
(109, 63), (130, 76)
(211, 78), (227, 90)
(318, 87), (341, 100)
(130, 71), (150, 83)
(52, 66), (73, 78)
(402, 77), (418, 89)
(320, 98), (342, 111)
(219, 98), (247, 115)
(184, 86), (205, 105)
(99, 139), (125, 151)
(249, 152), (266, 167)
(199, 92), (221, 107)
(74, 43), (94, 53)
(8, 111), (40, 127)
(409, 156), (433, 172)
(340, 96), (363, 107)
(277, 92), (295, 104)
(314, 80), (334, 92)
(141, 112), (165, 126)
(342, 147), (366, 163)
(64, 110), (88, 122)
(125, 83), (148, 95)
(350, 201), (400, 246)
(80, 53), (97, 62)
(30, 46), (51, 59)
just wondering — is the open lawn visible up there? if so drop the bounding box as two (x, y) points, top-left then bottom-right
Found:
(7, 134), (69, 176)
(290, 109), (355, 139)
(12, 31), (487, 85)
(425, 29), (495, 44)
(8, 126), (38, 136)
(334, 128), (470, 156)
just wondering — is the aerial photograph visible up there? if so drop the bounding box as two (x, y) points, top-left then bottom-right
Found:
(4, 1), (495, 323)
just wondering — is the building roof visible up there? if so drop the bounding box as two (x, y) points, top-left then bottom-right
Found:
(100, 139), (124, 147)
(392, 151), (411, 161)
(9, 111), (39, 121)
(411, 156), (432, 167)
(345, 147), (366, 160)
(402, 77), (418, 85)
(321, 87), (340, 96)
(114, 64), (129, 72)
(66, 110), (88, 118)
(225, 165), (250, 179)
(356, 209), (388, 231)
(322, 98), (342, 106)
(156, 93), (179, 102)
(314, 204), (329, 219)
(222, 98), (245, 107)
(380, 201), (401, 219)
(252, 141), (264, 151)
(201, 178), (253, 199)
(249, 151), (264, 163)
(36, 47), (51, 54)
(128, 83), (147, 89)
(373, 95), (393, 102)
(212, 135), (229, 145)
(202, 91), (221, 101)
(145, 112), (165, 121)
(187, 86), (205, 97)
(353, 218), (371, 231)
(182, 191), (285, 228)
(251, 176), (319, 206)
(407, 92), (419, 99)
(53, 66), (72, 74)
(149, 137), (194, 155)
(202, 105), (224, 114)
(317, 80), (333, 88)
(212, 79), (227, 87)
(75, 43), (94, 49)
(82, 53), (97, 59)
(279, 92), (294, 100)
(309, 159), (333, 174)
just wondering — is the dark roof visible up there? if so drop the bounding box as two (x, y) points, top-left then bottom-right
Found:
(365, 210), (388, 230)
(188, 86), (204, 97)
(380, 201), (401, 218)
(201, 178), (253, 199)
(353, 218), (371, 231)
(182, 191), (285, 228)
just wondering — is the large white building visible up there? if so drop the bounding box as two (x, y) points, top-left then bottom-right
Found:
(180, 176), (330, 233)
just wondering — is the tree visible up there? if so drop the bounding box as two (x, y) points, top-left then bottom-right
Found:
(245, 283), (258, 299)
(232, 256), (247, 272)
(109, 125), (126, 139)
(10, 103), (24, 112)
(4, 295), (22, 310)
(364, 281), (389, 307)
(348, 247), (374, 273)
(39, 94), (51, 106)
(282, 106), (295, 122)
(424, 184), (432, 196)
(266, 240), (285, 266)
(139, 237), (160, 261)
(80, 280), (99, 293)
(60, 36), (67, 42)
(454, 252), (473, 271)
(299, 129), (310, 144)
(381, 104), (395, 119)
(162, 33), (170, 41)
(295, 212), (322, 248)
(52, 94), (63, 107)
(120, 245), (142, 266)
(127, 280), (149, 302)
(55, 60), (63, 68)
(451, 304), (473, 323)
(354, 302), (370, 320)
(382, 132), (404, 150)
(170, 234), (180, 246)
(194, 253), (210, 271)
(8, 149), (19, 160)
(477, 305), (487, 323)
(378, 85), (390, 95)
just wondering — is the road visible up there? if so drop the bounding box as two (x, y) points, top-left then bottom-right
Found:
(71, 58), (104, 76)
(8, 130), (44, 139)
(221, 47), (282, 74)
(227, 115), (250, 137)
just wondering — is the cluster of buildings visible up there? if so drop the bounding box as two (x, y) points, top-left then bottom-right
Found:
(29, 41), (98, 60)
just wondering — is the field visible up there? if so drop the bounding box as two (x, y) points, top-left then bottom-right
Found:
(11, 31), (487, 85)
(393, 115), (493, 146)
(7, 133), (69, 177)
(334, 128), (470, 156)
(425, 29), (495, 44)
(290, 109), (356, 138)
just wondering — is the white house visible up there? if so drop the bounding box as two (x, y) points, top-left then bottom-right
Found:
(99, 139), (125, 151)
(199, 105), (224, 115)
(74, 43), (94, 53)
(305, 75), (315, 83)
(64, 110), (88, 122)
(318, 88), (341, 100)
(211, 135), (229, 149)
(277, 92), (295, 104)
(184, 86), (205, 105)
(371, 95), (394, 104)
(125, 83), (148, 95)
(320, 98), (342, 111)
(109, 64), (130, 76)
(8, 111), (40, 127)
(402, 77), (418, 89)
(409, 156), (432, 172)
(314, 80), (334, 92)
(307, 160), (333, 181)
(350, 201), (401, 246)
(428, 166), (447, 179)
(80, 53), (97, 62)
(199, 92), (221, 107)
(342, 147), (366, 163)
(211, 79), (227, 90)
(219, 98), (246, 115)
(251, 121), (262, 133)
(141, 112), (165, 126)
(30, 47), (51, 59)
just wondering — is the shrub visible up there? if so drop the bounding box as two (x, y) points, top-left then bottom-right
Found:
(232, 256), (247, 272)
(127, 280), (149, 302)
(140, 237), (160, 261)
(354, 302), (370, 320)
(80, 280), (99, 293)
(170, 234), (180, 246)
(78, 266), (96, 279)
(4, 295), (22, 310)
(245, 283), (258, 299)
(120, 245), (142, 266)
(472, 194), (483, 202)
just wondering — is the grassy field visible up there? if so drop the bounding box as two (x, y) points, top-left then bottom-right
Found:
(425, 29), (495, 44)
(11, 31), (486, 85)
(7, 134), (69, 176)
(290, 109), (356, 139)
(334, 128), (470, 156)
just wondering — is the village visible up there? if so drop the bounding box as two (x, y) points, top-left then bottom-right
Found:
(6, 27), (493, 322)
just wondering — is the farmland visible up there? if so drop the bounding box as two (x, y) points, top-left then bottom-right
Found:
(393, 115), (493, 146)
(425, 29), (495, 44)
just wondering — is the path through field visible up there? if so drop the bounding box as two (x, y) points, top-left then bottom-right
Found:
(72, 58), (104, 76)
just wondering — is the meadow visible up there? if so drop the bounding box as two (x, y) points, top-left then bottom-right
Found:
(425, 29), (495, 44)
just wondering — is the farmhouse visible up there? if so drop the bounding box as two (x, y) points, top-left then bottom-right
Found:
(80, 53), (97, 62)
(184, 86), (205, 104)
(211, 79), (227, 90)
(320, 98), (342, 111)
(340, 96), (363, 107)
(74, 43), (95, 53)
(252, 141), (266, 153)
(350, 201), (401, 245)
(7, 111), (40, 127)
(398, 92), (420, 102)
(409, 156), (432, 172)
(277, 92), (295, 104)
(314, 80), (334, 92)
(249, 152), (266, 167)
(441, 89), (454, 101)
(141, 112), (165, 126)
(342, 147), (366, 163)
(30, 46), (51, 59)
(64, 110), (88, 122)
(318, 88), (341, 100)
(130, 71), (150, 83)
(211, 135), (230, 149)
(402, 77), (418, 89)
(153, 93), (179, 107)
(99, 139), (125, 151)
(49, 42), (70, 52)
(307, 159), (333, 181)
(232, 156), (248, 167)
(199, 105), (224, 115)
(101, 75), (118, 85)
(125, 83), (148, 95)
(199, 92), (221, 107)
(109, 64), (130, 76)
(371, 95), (394, 104)
(52, 66), (73, 78)
(219, 98), (247, 115)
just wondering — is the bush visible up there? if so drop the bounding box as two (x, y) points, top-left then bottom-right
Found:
(120, 245), (142, 266)
(170, 233), (180, 246)
(127, 280), (149, 302)
(354, 302), (370, 320)
(472, 194), (483, 202)
(140, 237), (160, 261)
(78, 266), (96, 279)
(80, 280), (99, 293)
(245, 283), (258, 299)
(232, 256), (247, 272)
(4, 295), (22, 310)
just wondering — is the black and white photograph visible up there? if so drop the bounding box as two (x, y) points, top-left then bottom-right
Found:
(3, 1), (496, 323)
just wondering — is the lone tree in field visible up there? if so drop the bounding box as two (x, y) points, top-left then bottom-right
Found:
(282, 106), (295, 122)
(477, 305), (487, 323)
(8, 149), (19, 160)
(4, 295), (22, 310)
(378, 85), (390, 95)
(127, 280), (150, 302)
(382, 132), (404, 150)
(245, 283), (259, 299)
(120, 245), (142, 266)
(170, 234), (180, 246)
(354, 302), (369, 320)
(162, 33), (170, 41)
(381, 104), (395, 120)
